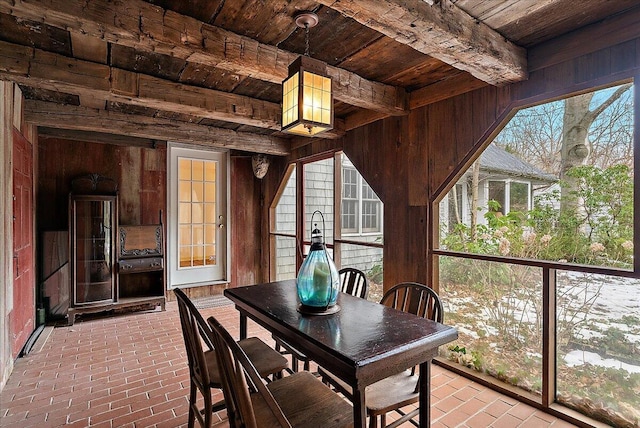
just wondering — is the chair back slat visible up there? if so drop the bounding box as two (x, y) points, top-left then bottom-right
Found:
(175, 288), (213, 392)
(380, 282), (444, 387)
(339, 267), (369, 299)
(208, 316), (292, 428)
(379, 282), (443, 323)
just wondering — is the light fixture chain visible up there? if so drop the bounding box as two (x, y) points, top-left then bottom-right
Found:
(305, 24), (310, 57)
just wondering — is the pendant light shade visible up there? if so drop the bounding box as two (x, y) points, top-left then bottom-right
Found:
(282, 56), (333, 136)
(281, 13), (333, 137)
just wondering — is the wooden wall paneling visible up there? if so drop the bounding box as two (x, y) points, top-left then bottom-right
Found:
(230, 156), (261, 286)
(609, 39), (637, 73)
(140, 148), (166, 225)
(118, 147), (142, 225)
(425, 97), (458, 196)
(407, 107), (428, 206)
(379, 115), (425, 288)
(343, 119), (387, 201)
(573, 49), (611, 87)
(527, 5), (640, 72)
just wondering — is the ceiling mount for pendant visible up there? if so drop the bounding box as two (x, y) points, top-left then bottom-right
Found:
(295, 12), (319, 29)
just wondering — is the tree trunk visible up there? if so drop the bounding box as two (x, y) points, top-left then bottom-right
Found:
(470, 160), (480, 241)
(559, 93), (592, 215)
(559, 84), (631, 216)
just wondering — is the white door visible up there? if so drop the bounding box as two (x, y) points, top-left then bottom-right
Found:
(168, 145), (228, 287)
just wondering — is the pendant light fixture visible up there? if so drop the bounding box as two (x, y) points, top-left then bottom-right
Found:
(281, 12), (334, 136)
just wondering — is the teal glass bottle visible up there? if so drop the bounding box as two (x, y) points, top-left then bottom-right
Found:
(296, 212), (339, 312)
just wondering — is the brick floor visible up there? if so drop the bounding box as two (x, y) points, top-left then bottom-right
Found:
(0, 301), (580, 427)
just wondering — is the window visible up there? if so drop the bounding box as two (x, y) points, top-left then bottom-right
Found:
(269, 152), (384, 302)
(273, 165), (297, 281)
(341, 160), (381, 235)
(509, 181), (530, 213)
(168, 145), (228, 287)
(487, 180), (506, 213)
(435, 81), (636, 425)
(487, 180), (530, 214)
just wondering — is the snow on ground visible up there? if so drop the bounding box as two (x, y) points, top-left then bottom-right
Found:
(564, 349), (640, 373)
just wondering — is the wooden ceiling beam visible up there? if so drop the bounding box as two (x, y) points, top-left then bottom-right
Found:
(24, 100), (291, 155)
(409, 72), (488, 109)
(317, 0), (528, 85)
(0, 40), (281, 129)
(38, 127), (166, 149)
(0, 0), (408, 115)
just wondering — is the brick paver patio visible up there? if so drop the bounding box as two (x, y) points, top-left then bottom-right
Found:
(0, 300), (578, 427)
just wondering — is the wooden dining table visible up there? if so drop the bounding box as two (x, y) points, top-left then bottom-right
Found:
(224, 279), (458, 428)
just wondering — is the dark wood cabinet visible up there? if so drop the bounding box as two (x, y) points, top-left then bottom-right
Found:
(68, 194), (118, 323)
(67, 175), (165, 325)
(117, 223), (166, 305)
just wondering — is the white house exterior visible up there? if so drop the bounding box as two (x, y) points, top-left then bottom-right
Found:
(440, 144), (557, 232)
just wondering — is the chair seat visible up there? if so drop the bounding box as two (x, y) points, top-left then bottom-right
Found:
(251, 371), (353, 428)
(238, 337), (289, 378)
(204, 337), (287, 387)
(318, 367), (420, 414)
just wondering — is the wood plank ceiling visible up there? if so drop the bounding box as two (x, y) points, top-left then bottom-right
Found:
(0, 0), (637, 155)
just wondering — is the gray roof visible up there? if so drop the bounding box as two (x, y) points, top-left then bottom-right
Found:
(479, 144), (557, 183)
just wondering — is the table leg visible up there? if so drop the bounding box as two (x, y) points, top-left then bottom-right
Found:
(352, 387), (367, 428)
(239, 311), (247, 340)
(419, 360), (431, 428)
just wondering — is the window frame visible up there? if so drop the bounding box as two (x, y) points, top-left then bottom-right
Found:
(269, 152), (384, 287)
(431, 77), (638, 420)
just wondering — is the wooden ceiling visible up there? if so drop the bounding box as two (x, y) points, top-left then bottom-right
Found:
(0, 0), (637, 155)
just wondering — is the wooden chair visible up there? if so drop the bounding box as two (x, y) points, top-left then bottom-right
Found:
(274, 267), (369, 372)
(174, 288), (289, 428)
(319, 282), (444, 428)
(207, 315), (354, 428)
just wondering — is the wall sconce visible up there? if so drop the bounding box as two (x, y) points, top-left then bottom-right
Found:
(281, 13), (333, 137)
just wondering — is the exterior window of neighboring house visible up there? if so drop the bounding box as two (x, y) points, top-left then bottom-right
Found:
(341, 165), (381, 235)
(509, 181), (530, 212)
(270, 153), (384, 301)
(342, 168), (358, 232)
(168, 145), (228, 287)
(434, 81), (636, 426)
(488, 180), (530, 214)
(488, 181), (506, 213)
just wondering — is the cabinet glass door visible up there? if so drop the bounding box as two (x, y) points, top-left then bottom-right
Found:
(73, 198), (114, 304)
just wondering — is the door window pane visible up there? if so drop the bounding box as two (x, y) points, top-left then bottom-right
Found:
(178, 157), (218, 270)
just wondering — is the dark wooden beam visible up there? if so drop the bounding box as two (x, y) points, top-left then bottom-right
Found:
(24, 100), (291, 155)
(317, 0), (528, 85)
(0, 40), (281, 129)
(0, 0), (408, 115)
(409, 72), (488, 109)
(38, 127), (165, 148)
